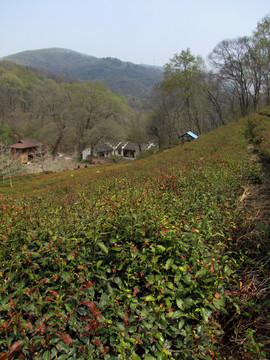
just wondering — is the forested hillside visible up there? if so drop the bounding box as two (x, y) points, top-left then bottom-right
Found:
(3, 48), (163, 99)
(0, 61), (137, 154)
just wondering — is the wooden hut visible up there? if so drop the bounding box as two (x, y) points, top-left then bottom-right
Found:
(178, 131), (198, 144)
(9, 139), (44, 163)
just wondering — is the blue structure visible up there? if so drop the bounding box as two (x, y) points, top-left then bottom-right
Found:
(186, 131), (198, 139)
(178, 131), (198, 144)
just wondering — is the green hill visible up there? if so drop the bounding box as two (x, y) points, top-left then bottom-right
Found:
(3, 48), (164, 99)
(0, 110), (269, 359)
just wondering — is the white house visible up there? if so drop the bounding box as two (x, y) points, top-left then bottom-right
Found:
(82, 141), (156, 160)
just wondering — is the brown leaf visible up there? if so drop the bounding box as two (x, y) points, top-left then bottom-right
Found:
(123, 316), (129, 327)
(214, 292), (220, 299)
(86, 320), (99, 330)
(9, 340), (22, 355)
(37, 321), (46, 335)
(61, 332), (73, 344)
(209, 348), (215, 357)
(93, 338), (102, 346)
(0, 353), (8, 360)
(48, 289), (58, 298)
(39, 278), (49, 284)
(100, 347), (109, 355)
(81, 300), (98, 313)
(133, 288), (139, 296)
(10, 299), (15, 309)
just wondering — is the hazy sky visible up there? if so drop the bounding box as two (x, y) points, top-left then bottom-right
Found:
(1, 0), (269, 66)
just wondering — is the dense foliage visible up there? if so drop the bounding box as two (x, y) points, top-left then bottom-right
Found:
(0, 112), (269, 359)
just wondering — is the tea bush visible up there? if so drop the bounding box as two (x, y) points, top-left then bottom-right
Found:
(0, 113), (269, 359)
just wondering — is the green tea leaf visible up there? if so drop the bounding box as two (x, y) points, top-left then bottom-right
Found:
(141, 308), (149, 317)
(200, 307), (212, 322)
(144, 295), (156, 302)
(224, 265), (233, 276)
(157, 245), (166, 252)
(43, 351), (51, 360)
(213, 297), (225, 310)
(166, 281), (174, 290)
(97, 242), (108, 254)
(64, 302), (73, 313)
(67, 253), (74, 261)
(184, 297), (194, 308)
(156, 332), (164, 343)
(195, 268), (207, 277)
(132, 351), (141, 360)
(178, 318), (185, 330)
(152, 256), (160, 264)
(170, 310), (185, 319)
(176, 297), (184, 310)
(97, 260), (103, 269)
(165, 258), (174, 270)
(233, 302), (241, 314)
(62, 272), (71, 283)
(145, 355), (157, 360)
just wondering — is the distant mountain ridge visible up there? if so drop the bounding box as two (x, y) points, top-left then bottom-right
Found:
(3, 48), (164, 99)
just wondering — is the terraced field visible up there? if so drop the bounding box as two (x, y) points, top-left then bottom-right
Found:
(0, 109), (269, 359)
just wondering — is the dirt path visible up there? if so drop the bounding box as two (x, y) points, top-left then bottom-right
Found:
(231, 144), (270, 358)
(240, 145), (270, 233)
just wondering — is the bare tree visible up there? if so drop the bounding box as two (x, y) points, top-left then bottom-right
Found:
(252, 15), (270, 106)
(209, 37), (254, 117)
(0, 142), (23, 187)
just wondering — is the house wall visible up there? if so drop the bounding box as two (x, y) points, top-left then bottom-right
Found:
(11, 147), (43, 163)
(95, 150), (113, 158)
(82, 148), (91, 160)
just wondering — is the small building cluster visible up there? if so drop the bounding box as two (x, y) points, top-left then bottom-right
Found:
(82, 141), (156, 161)
(7, 131), (198, 166)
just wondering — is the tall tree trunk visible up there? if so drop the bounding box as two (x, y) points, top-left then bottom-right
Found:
(52, 124), (66, 158)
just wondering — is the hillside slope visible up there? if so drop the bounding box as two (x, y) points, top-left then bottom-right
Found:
(3, 48), (164, 98)
(0, 111), (269, 359)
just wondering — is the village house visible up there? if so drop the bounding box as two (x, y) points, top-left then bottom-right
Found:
(93, 143), (114, 158)
(178, 131), (198, 144)
(121, 142), (155, 158)
(82, 143), (116, 160)
(9, 139), (44, 163)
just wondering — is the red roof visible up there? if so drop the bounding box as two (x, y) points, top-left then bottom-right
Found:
(9, 139), (43, 149)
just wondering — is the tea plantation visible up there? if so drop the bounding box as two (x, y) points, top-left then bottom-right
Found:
(0, 110), (269, 359)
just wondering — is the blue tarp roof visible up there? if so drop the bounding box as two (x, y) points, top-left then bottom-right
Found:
(186, 131), (198, 139)
(178, 131), (198, 139)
